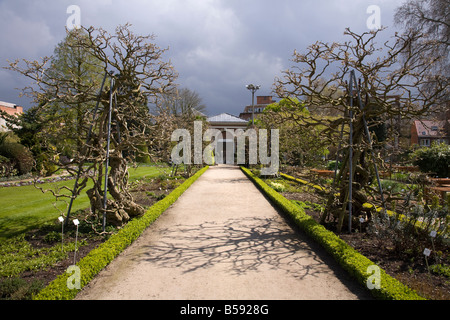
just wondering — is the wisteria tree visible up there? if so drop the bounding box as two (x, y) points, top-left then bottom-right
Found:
(6, 24), (177, 228)
(274, 28), (449, 232)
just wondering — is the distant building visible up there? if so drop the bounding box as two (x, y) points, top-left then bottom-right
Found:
(411, 112), (450, 147)
(207, 113), (248, 164)
(0, 101), (23, 132)
(239, 96), (276, 121)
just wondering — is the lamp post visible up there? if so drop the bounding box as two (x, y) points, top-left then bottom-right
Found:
(246, 84), (260, 126)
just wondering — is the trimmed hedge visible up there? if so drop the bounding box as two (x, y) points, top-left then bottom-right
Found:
(33, 166), (209, 300)
(280, 172), (327, 193)
(241, 167), (425, 300)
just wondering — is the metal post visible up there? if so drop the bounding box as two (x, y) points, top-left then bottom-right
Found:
(246, 84), (260, 127)
(65, 70), (109, 227)
(251, 90), (255, 126)
(102, 75), (114, 232)
(348, 71), (354, 233)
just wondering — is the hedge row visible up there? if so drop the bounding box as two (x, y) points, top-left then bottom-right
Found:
(280, 172), (327, 193)
(33, 166), (209, 300)
(241, 167), (424, 300)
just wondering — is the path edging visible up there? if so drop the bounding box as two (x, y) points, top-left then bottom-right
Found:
(33, 166), (209, 300)
(241, 166), (425, 300)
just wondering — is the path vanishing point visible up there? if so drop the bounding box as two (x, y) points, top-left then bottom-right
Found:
(76, 165), (372, 300)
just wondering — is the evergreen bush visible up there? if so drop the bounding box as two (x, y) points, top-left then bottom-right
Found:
(412, 142), (450, 177)
(0, 142), (34, 175)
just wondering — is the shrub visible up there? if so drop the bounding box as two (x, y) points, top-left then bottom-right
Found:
(412, 142), (450, 177)
(0, 142), (34, 175)
(0, 155), (17, 177)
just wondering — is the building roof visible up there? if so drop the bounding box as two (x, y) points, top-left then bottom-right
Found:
(207, 113), (248, 124)
(0, 101), (23, 114)
(413, 120), (449, 138)
(0, 101), (17, 108)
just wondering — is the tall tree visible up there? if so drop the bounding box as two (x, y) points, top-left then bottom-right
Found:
(258, 98), (330, 167)
(395, 0), (450, 109)
(45, 28), (105, 155)
(159, 87), (207, 116)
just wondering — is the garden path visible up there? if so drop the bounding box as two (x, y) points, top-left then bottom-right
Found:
(76, 165), (372, 300)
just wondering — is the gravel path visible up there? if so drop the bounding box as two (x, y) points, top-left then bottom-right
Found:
(76, 165), (372, 300)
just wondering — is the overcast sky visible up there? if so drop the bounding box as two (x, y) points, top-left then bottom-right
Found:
(0, 0), (406, 116)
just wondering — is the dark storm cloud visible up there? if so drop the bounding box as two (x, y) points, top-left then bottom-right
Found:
(0, 0), (403, 116)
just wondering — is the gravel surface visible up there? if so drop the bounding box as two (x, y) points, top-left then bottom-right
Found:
(76, 165), (372, 300)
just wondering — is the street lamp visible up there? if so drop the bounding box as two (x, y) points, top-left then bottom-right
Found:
(246, 84), (260, 126)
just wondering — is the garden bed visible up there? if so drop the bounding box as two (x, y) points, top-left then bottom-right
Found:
(298, 202), (450, 300)
(0, 168), (198, 300)
(259, 167), (449, 300)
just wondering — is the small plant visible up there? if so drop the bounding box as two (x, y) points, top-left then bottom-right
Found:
(0, 277), (44, 300)
(429, 264), (450, 278)
(270, 181), (286, 192)
(44, 231), (62, 243)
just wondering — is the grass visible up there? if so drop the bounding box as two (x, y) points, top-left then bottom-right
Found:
(0, 164), (171, 239)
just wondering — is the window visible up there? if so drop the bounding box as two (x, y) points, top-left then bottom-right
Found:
(431, 126), (438, 131)
(420, 139), (430, 146)
(422, 131), (427, 135)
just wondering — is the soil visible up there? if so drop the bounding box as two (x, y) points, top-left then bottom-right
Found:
(281, 190), (450, 300)
(1, 174), (187, 299)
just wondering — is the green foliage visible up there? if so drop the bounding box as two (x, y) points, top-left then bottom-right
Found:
(0, 277), (44, 300)
(326, 160), (342, 171)
(264, 97), (308, 113)
(280, 172), (327, 193)
(44, 231), (62, 243)
(259, 98), (329, 167)
(269, 181), (286, 192)
(429, 264), (450, 278)
(242, 167), (424, 300)
(136, 145), (151, 163)
(0, 142), (34, 175)
(292, 200), (325, 213)
(33, 166), (209, 300)
(412, 142), (450, 177)
(0, 234), (81, 278)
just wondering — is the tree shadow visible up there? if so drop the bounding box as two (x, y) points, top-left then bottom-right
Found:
(132, 217), (339, 280)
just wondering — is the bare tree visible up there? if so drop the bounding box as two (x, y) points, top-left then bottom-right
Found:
(395, 0), (449, 47)
(6, 24), (177, 228)
(158, 87), (207, 116)
(395, 0), (450, 110)
(274, 28), (449, 232)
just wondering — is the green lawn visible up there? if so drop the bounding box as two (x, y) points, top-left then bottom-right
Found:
(0, 164), (171, 239)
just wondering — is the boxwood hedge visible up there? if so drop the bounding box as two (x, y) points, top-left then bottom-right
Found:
(241, 167), (424, 300)
(33, 166), (209, 300)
